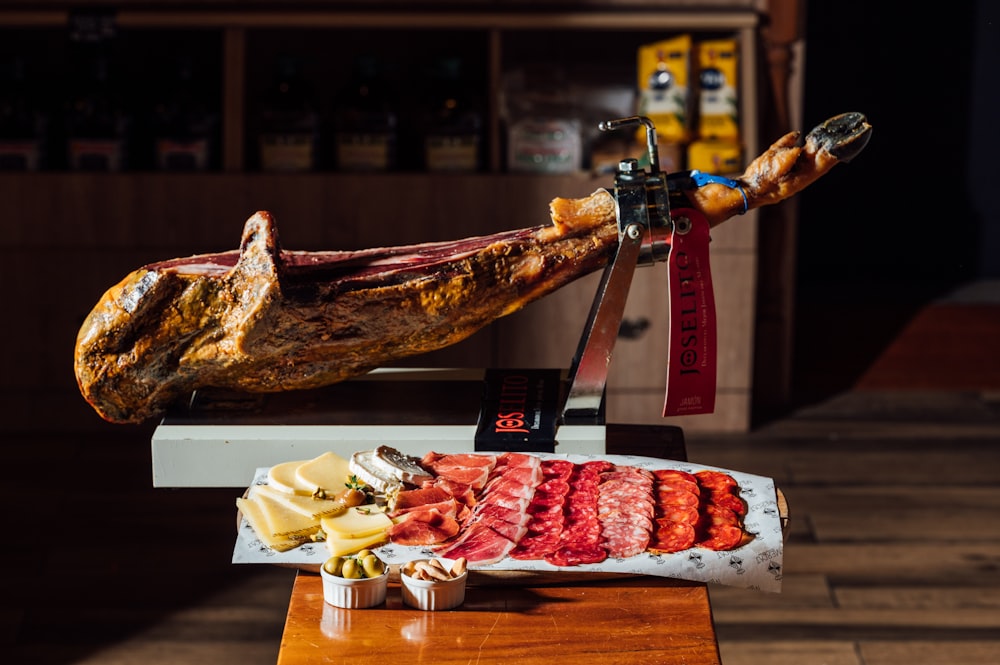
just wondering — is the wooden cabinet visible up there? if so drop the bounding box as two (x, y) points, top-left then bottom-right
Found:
(0, 2), (772, 433)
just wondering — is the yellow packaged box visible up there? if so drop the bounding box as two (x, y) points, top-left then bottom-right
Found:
(687, 139), (742, 176)
(636, 35), (692, 144)
(696, 39), (740, 141)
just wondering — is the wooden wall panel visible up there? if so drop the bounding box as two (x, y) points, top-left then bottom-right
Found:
(609, 390), (752, 432)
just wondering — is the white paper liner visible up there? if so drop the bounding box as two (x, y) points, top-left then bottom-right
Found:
(232, 453), (784, 593)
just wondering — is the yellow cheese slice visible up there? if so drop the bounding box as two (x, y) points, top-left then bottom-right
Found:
(294, 451), (353, 496)
(325, 529), (389, 558)
(266, 459), (312, 496)
(247, 486), (321, 538)
(236, 497), (308, 552)
(321, 505), (392, 539)
(254, 483), (347, 519)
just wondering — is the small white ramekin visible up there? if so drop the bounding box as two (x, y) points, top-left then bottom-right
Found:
(400, 559), (468, 611)
(320, 565), (389, 609)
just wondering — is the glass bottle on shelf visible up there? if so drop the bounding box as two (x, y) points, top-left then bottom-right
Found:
(64, 45), (131, 171)
(0, 54), (48, 171)
(420, 56), (483, 172)
(333, 54), (398, 171)
(149, 54), (219, 171)
(258, 55), (320, 172)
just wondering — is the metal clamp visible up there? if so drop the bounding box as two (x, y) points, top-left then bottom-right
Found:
(562, 116), (674, 421)
(598, 116), (674, 264)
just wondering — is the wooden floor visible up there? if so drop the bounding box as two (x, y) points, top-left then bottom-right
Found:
(694, 389), (1000, 665)
(3, 294), (999, 664)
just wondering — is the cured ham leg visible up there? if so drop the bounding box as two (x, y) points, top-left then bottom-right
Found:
(75, 113), (871, 423)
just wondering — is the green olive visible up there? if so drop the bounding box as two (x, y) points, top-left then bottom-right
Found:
(356, 548), (373, 560)
(361, 554), (384, 579)
(322, 557), (344, 576)
(341, 558), (362, 579)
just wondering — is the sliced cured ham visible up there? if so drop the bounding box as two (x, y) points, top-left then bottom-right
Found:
(391, 486), (453, 513)
(602, 521), (653, 559)
(695, 470), (739, 493)
(422, 452), (497, 470)
(657, 506), (700, 525)
(385, 451), (755, 562)
(481, 492), (531, 513)
(597, 465), (654, 559)
(541, 459), (575, 482)
(653, 469), (701, 497)
(653, 469), (699, 485)
(705, 491), (747, 517)
(650, 469), (752, 553)
(430, 465), (492, 490)
(435, 522), (517, 565)
(651, 521), (697, 553)
(697, 469), (747, 518)
(431, 450), (545, 563)
(483, 474), (537, 499)
(547, 543), (608, 567)
(508, 531), (562, 561)
(651, 467), (709, 553)
(509, 459), (572, 560)
(430, 478), (478, 506)
(473, 511), (529, 543)
(657, 488), (700, 508)
(700, 503), (741, 527)
(484, 464), (543, 489)
(422, 452), (497, 490)
(544, 462), (607, 566)
(696, 524), (746, 551)
(387, 508), (461, 546)
(493, 452), (542, 472)
(475, 502), (526, 526)
(391, 497), (458, 519)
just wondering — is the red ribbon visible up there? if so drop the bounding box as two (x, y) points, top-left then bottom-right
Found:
(663, 208), (717, 417)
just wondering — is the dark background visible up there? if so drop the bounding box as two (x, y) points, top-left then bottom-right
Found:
(788, 0), (997, 405)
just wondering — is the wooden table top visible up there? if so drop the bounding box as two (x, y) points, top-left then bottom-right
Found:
(277, 423), (720, 664)
(278, 572), (721, 665)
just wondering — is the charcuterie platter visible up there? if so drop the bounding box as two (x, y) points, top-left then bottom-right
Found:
(232, 448), (784, 592)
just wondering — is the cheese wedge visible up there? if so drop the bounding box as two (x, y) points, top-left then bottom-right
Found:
(294, 452), (353, 496)
(247, 486), (321, 538)
(254, 483), (347, 519)
(236, 497), (308, 552)
(349, 450), (402, 493)
(325, 529), (389, 558)
(321, 505), (392, 539)
(266, 459), (312, 495)
(372, 445), (434, 485)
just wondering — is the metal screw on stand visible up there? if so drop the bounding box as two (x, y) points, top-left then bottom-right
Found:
(618, 158), (638, 174)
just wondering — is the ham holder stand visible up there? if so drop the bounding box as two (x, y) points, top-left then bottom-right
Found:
(151, 117), (703, 487)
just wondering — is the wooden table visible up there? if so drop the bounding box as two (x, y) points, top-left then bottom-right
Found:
(276, 424), (723, 665)
(279, 572), (720, 664)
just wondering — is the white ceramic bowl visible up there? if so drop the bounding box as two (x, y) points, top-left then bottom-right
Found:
(400, 558), (468, 611)
(320, 563), (389, 609)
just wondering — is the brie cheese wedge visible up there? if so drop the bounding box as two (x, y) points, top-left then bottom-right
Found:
(350, 450), (403, 493)
(371, 445), (434, 485)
